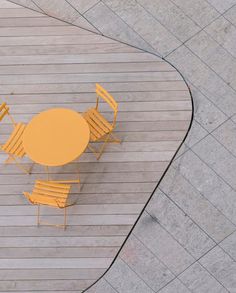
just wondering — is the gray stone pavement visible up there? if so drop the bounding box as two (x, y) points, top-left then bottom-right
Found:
(8, 0), (236, 292)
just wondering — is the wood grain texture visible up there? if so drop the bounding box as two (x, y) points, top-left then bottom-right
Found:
(0, 3), (192, 292)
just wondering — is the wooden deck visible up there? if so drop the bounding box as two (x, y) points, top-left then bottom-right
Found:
(0, 1), (192, 292)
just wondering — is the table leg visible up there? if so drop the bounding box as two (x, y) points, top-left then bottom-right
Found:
(45, 166), (50, 180)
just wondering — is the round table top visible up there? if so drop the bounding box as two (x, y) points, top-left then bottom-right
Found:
(23, 108), (90, 166)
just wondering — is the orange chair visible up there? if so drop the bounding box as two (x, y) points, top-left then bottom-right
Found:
(83, 83), (121, 160)
(23, 179), (80, 229)
(0, 102), (30, 174)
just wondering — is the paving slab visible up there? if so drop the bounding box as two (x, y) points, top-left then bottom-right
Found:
(67, 0), (100, 14)
(224, 4), (236, 26)
(173, 150), (236, 225)
(84, 2), (156, 53)
(200, 246), (236, 292)
(158, 278), (191, 293)
(179, 262), (228, 293)
(173, 142), (190, 160)
(133, 0), (200, 42)
(9, 0), (43, 12)
(133, 211), (195, 274)
(205, 16), (236, 58)
(87, 279), (117, 293)
(189, 83), (227, 132)
(171, 0), (219, 27)
(147, 189), (214, 259)
(120, 234), (174, 292)
(32, 0), (78, 21)
(212, 119), (236, 157)
(97, 0), (181, 56)
(220, 231), (236, 261)
(104, 258), (154, 293)
(206, 0), (236, 13)
(31, 0), (99, 32)
(167, 45), (236, 116)
(193, 134), (236, 190)
(159, 166), (235, 242)
(186, 30), (236, 90)
(184, 119), (208, 148)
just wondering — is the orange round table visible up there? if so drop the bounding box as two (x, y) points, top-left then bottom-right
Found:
(23, 108), (90, 166)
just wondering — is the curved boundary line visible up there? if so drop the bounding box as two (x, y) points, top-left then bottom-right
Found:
(83, 60), (194, 292)
(6, 1), (195, 291)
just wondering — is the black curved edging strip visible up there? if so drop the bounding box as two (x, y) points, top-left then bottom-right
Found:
(6, 1), (194, 291)
(83, 59), (194, 292)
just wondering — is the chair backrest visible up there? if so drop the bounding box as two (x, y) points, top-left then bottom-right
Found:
(0, 102), (9, 122)
(96, 83), (118, 113)
(27, 180), (71, 208)
(0, 102), (16, 126)
(96, 83), (118, 127)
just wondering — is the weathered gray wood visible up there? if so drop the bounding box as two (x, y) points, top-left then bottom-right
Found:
(0, 0), (22, 8)
(0, 3), (192, 292)
(0, 16), (68, 27)
(3, 91), (190, 104)
(0, 246), (119, 258)
(0, 204), (144, 215)
(0, 34), (115, 45)
(0, 71), (182, 84)
(0, 268), (104, 280)
(0, 8), (45, 18)
(0, 279), (92, 291)
(0, 225), (132, 236)
(0, 52), (159, 64)
(0, 43), (140, 56)
(0, 26), (93, 36)
(0, 257), (113, 269)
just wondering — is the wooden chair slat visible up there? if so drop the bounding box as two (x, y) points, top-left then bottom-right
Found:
(83, 84), (120, 159)
(3, 123), (26, 155)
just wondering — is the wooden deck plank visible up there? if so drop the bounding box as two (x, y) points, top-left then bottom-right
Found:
(0, 171), (162, 184)
(0, 268), (104, 280)
(0, 247), (119, 258)
(0, 0), (22, 8)
(8, 100), (191, 113)
(0, 280), (93, 291)
(0, 17), (69, 27)
(0, 204), (144, 215)
(0, 52), (159, 64)
(0, 26), (94, 36)
(3, 91), (190, 103)
(0, 43), (140, 56)
(0, 71), (183, 84)
(0, 3), (192, 292)
(0, 35), (116, 46)
(0, 225), (132, 236)
(0, 258), (113, 269)
(0, 8), (46, 18)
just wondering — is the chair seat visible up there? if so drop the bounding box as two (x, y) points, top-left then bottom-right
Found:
(2, 123), (26, 158)
(28, 180), (71, 208)
(83, 108), (113, 142)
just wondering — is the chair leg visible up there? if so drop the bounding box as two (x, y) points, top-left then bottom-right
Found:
(28, 162), (35, 174)
(64, 207), (67, 230)
(87, 144), (97, 155)
(45, 166), (50, 180)
(77, 164), (81, 192)
(96, 133), (112, 160)
(9, 155), (31, 175)
(4, 156), (14, 164)
(37, 205), (40, 226)
(109, 133), (121, 143)
(96, 143), (107, 160)
(89, 132), (121, 160)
